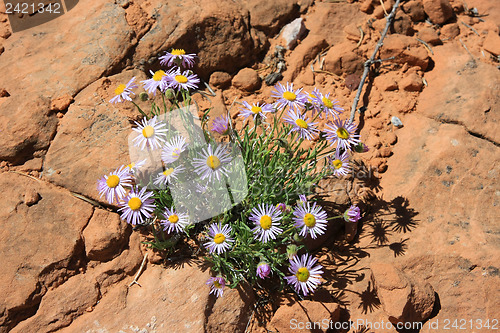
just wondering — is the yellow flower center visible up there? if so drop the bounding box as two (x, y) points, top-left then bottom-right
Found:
(172, 148), (181, 158)
(322, 97), (333, 108)
(283, 91), (296, 101)
(295, 119), (308, 129)
(336, 127), (350, 139)
(303, 213), (316, 227)
(153, 70), (166, 81)
(332, 159), (343, 169)
(127, 163), (135, 169)
(214, 233), (226, 244)
(171, 49), (186, 56)
(251, 106), (262, 114)
(115, 84), (126, 95)
(259, 215), (272, 230)
(106, 175), (120, 188)
(175, 75), (188, 83)
(168, 214), (179, 223)
(296, 267), (310, 282)
(128, 197), (142, 211)
(142, 125), (155, 138)
(163, 168), (174, 177)
(206, 155), (221, 170)
(213, 280), (221, 288)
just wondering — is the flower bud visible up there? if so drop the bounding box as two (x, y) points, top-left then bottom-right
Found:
(354, 142), (369, 153)
(287, 244), (298, 260)
(344, 205), (361, 223)
(256, 262), (271, 279)
(139, 92), (149, 101)
(164, 88), (175, 100)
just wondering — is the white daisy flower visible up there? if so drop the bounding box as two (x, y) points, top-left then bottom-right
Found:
(110, 77), (138, 104)
(284, 109), (319, 141)
(204, 223), (234, 255)
(192, 144), (232, 181)
(141, 69), (170, 95)
(285, 253), (323, 296)
(153, 165), (185, 186)
(97, 165), (133, 204)
(125, 159), (146, 174)
(328, 150), (351, 177)
(271, 82), (307, 111)
(166, 68), (200, 91)
(132, 116), (168, 150)
(160, 207), (190, 234)
(159, 49), (197, 68)
(118, 187), (155, 225)
(161, 135), (188, 164)
(206, 276), (226, 298)
(292, 201), (328, 239)
(249, 203), (283, 243)
(324, 118), (361, 151)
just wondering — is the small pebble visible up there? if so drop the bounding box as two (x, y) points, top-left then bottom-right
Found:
(391, 116), (404, 128)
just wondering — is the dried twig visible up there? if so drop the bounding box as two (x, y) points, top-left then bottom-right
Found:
(203, 81), (217, 97)
(356, 26), (365, 48)
(416, 38), (434, 55)
(460, 21), (480, 36)
(380, 0), (388, 16)
(8, 170), (41, 182)
(349, 0), (401, 124)
(129, 253), (148, 287)
(459, 38), (476, 62)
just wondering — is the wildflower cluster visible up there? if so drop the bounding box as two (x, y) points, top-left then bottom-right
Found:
(98, 49), (366, 298)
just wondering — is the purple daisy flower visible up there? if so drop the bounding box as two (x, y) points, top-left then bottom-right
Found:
(239, 101), (273, 120)
(324, 118), (361, 151)
(160, 206), (190, 234)
(328, 150), (351, 177)
(141, 69), (170, 95)
(292, 201), (328, 239)
(192, 144), (232, 182)
(110, 77), (138, 104)
(204, 223), (234, 255)
(271, 82), (307, 111)
(284, 109), (319, 141)
(249, 203), (283, 243)
(118, 186), (155, 225)
(159, 49), (197, 68)
(97, 165), (133, 204)
(257, 262), (271, 279)
(276, 203), (289, 213)
(344, 205), (361, 223)
(132, 116), (169, 150)
(165, 68), (200, 91)
(210, 114), (230, 135)
(312, 91), (343, 119)
(206, 276), (226, 298)
(285, 253), (323, 296)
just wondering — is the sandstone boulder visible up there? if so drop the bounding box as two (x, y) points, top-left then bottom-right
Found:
(370, 262), (435, 324)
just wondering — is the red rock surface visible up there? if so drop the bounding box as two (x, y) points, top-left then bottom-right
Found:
(1, 0), (499, 331)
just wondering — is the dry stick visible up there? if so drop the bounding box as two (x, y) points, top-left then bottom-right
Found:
(356, 26), (365, 48)
(416, 38), (434, 55)
(129, 253), (148, 287)
(460, 21), (480, 36)
(459, 38), (476, 62)
(348, 0), (401, 125)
